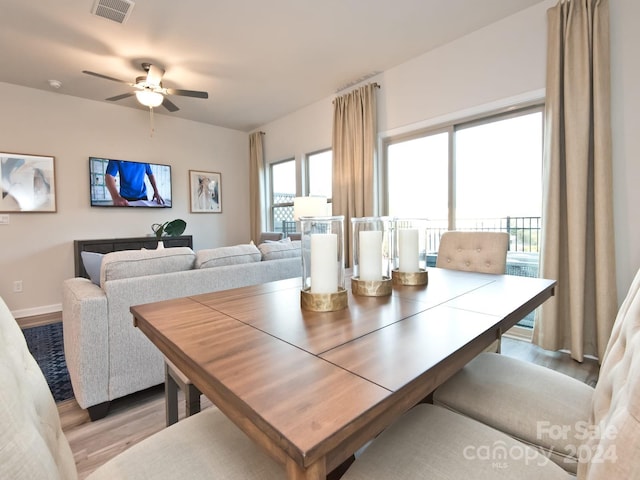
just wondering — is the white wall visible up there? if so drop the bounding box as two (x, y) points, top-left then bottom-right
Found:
(260, 0), (640, 305)
(0, 83), (249, 315)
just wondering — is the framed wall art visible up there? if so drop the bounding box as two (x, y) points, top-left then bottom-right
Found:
(0, 152), (57, 212)
(189, 170), (222, 213)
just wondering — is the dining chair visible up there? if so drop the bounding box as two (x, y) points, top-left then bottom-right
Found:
(435, 230), (509, 274)
(0, 295), (284, 480)
(341, 268), (640, 479)
(436, 230), (510, 352)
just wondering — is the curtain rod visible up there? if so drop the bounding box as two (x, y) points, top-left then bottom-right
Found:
(335, 82), (380, 94)
(332, 83), (380, 103)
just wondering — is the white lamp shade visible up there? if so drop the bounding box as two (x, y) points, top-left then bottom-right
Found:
(135, 90), (164, 108)
(294, 196), (327, 220)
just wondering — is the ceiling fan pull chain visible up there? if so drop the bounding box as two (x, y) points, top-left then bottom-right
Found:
(149, 106), (155, 137)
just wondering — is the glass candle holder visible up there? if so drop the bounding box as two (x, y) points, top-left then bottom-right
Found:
(392, 218), (429, 286)
(300, 215), (347, 311)
(351, 216), (393, 296)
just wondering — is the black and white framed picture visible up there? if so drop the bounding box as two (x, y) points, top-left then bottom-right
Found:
(189, 170), (221, 213)
(0, 152), (57, 212)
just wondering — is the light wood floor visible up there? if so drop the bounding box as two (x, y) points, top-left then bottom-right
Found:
(57, 335), (599, 479)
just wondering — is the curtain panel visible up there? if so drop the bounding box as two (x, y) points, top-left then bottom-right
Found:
(331, 83), (378, 266)
(249, 131), (266, 243)
(534, 0), (617, 362)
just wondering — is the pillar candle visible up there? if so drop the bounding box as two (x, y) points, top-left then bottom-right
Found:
(359, 230), (383, 281)
(399, 228), (419, 272)
(310, 233), (338, 293)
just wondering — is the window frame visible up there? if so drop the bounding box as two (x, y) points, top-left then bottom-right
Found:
(381, 102), (544, 229)
(304, 147), (333, 206)
(269, 157), (296, 232)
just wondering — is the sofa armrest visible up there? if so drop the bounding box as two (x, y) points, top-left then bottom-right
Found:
(62, 277), (109, 410)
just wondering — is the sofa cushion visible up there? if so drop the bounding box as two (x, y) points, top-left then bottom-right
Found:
(81, 251), (104, 285)
(196, 244), (261, 269)
(258, 239), (301, 261)
(100, 247), (196, 286)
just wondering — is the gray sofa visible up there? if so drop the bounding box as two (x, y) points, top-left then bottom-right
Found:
(62, 241), (301, 420)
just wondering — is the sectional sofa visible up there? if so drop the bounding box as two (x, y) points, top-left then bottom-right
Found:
(62, 241), (301, 419)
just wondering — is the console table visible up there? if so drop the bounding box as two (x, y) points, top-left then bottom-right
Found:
(73, 235), (193, 279)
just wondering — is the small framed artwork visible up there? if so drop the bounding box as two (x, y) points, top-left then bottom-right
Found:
(189, 170), (222, 213)
(0, 152), (57, 212)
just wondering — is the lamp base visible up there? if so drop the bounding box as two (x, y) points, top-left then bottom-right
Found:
(351, 276), (392, 297)
(300, 287), (348, 312)
(392, 269), (428, 286)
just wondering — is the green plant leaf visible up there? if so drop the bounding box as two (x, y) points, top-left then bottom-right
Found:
(164, 219), (186, 237)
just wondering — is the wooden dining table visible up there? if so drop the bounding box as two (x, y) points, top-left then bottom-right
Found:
(131, 267), (556, 480)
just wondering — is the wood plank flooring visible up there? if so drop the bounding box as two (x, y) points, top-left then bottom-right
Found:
(58, 336), (599, 479)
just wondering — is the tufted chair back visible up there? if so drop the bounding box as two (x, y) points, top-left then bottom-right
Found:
(578, 268), (640, 479)
(0, 297), (78, 480)
(435, 231), (509, 274)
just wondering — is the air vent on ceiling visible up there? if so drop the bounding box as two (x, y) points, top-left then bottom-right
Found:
(91, 0), (135, 24)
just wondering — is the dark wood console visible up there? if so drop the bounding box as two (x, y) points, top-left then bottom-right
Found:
(74, 235), (193, 279)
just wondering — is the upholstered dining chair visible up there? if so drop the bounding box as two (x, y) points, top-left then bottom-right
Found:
(341, 267), (640, 479)
(0, 296), (284, 480)
(436, 230), (510, 352)
(435, 230), (509, 274)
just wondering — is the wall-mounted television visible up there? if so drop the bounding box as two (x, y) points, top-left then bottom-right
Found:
(89, 157), (172, 208)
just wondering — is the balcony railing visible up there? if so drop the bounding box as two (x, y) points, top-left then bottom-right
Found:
(273, 210), (542, 328)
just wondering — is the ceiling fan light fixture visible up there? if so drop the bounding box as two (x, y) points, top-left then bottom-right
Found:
(135, 89), (163, 108)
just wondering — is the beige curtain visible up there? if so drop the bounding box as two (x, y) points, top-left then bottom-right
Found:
(249, 131), (266, 243)
(534, 0), (617, 362)
(332, 83), (378, 266)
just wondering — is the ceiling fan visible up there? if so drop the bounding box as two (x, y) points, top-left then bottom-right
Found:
(82, 62), (208, 112)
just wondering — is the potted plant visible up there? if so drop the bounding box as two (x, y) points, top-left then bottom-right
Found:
(151, 219), (187, 248)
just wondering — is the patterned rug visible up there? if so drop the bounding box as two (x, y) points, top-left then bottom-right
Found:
(22, 322), (74, 402)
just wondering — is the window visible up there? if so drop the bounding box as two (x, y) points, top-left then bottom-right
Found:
(270, 159), (295, 234)
(307, 149), (333, 200)
(384, 105), (543, 329)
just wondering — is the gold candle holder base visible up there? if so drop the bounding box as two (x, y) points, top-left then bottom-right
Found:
(301, 287), (348, 312)
(351, 276), (393, 297)
(392, 269), (428, 286)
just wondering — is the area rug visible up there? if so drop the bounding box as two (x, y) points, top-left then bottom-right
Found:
(22, 322), (74, 402)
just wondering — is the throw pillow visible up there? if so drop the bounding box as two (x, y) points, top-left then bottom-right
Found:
(196, 244), (262, 269)
(265, 237), (292, 244)
(258, 232), (284, 244)
(81, 251), (104, 285)
(258, 240), (301, 261)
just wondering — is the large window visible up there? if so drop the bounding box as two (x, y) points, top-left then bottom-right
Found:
(268, 150), (333, 235)
(307, 149), (333, 200)
(385, 105), (543, 328)
(270, 159), (295, 233)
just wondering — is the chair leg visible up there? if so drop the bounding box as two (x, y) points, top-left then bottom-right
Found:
(184, 383), (201, 418)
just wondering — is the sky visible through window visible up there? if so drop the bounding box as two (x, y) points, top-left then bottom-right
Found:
(388, 111), (542, 222)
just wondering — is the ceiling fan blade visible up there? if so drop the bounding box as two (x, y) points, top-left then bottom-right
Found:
(146, 64), (165, 86)
(165, 88), (208, 99)
(162, 97), (180, 112)
(82, 70), (130, 84)
(106, 92), (135, 102)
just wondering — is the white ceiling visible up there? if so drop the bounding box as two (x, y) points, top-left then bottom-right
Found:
(0, 0), (546, 132)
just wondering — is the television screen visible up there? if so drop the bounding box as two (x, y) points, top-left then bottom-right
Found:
(89, 157), (172, 207)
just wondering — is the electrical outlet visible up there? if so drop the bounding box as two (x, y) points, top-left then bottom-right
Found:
(13, 280), (23, 293)
(0, 214), (9, 225)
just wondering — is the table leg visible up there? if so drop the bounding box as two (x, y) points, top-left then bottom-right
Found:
(286, 456), (326, 480)
(165, 365), (179, 426)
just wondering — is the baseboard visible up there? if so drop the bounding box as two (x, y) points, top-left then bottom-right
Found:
(12, 303), (62, 319)
(504, 324), (533, 342)
(14, 304), (62, 328)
